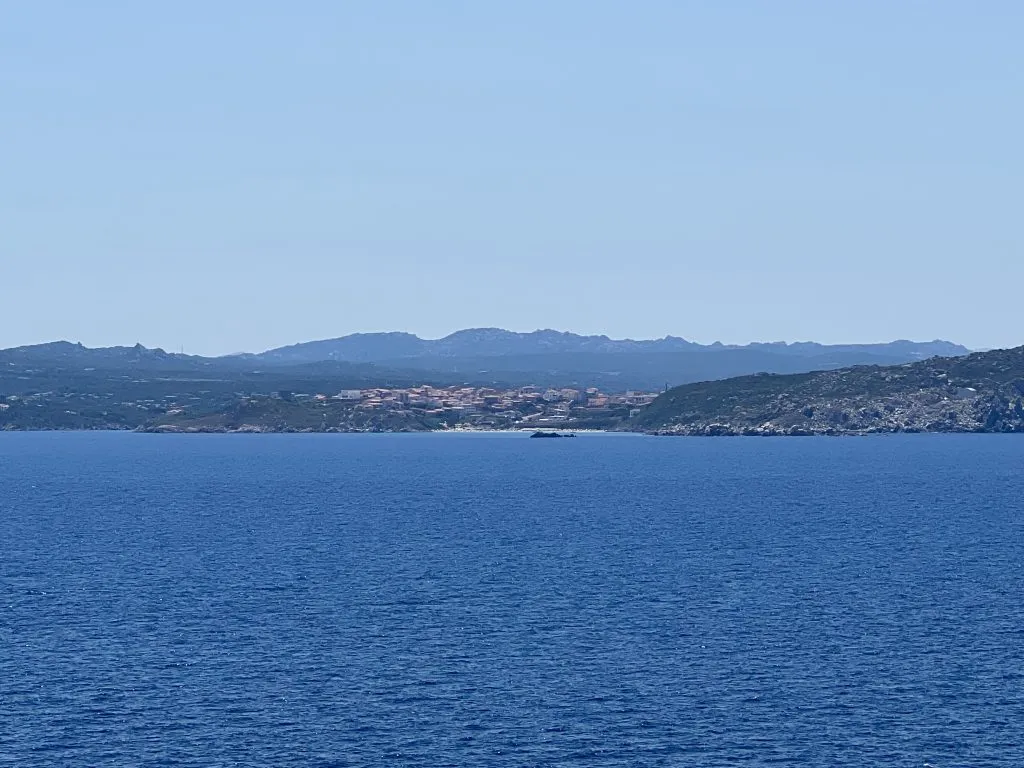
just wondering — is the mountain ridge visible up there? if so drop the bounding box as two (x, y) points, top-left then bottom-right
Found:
(237, 329), (969, 389)
(247, 328), (968, 364)
(1, 330), (972, 393)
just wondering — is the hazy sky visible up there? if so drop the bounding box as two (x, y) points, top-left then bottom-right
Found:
(2, 2), (1021, 355)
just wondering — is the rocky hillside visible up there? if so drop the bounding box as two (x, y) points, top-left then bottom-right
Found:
(631, 346), (1024, 436)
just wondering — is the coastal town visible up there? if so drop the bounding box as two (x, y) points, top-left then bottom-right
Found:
(271, 384), (661, 430)
(0, 380), (662, 432)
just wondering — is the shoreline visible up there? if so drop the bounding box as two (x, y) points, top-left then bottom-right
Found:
(1, 425), (1020, 436)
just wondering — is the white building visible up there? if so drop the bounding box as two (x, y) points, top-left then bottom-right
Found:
(334, 390), (363, 401)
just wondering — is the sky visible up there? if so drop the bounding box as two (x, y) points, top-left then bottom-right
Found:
(2, 1), (1021, 355)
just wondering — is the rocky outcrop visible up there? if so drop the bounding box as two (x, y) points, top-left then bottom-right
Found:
(634, 347), (1024, 436)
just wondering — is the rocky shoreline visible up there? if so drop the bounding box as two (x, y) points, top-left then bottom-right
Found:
(646, 391), (1024, 436)
(649, 422), (1024, 437)
(634, 347), (1024, 436)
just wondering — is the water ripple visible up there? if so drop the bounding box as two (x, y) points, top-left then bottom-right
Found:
(1, 432), (1022, 766)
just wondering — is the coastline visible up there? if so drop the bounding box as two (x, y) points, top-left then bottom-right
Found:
(1, 424), (1020, 436)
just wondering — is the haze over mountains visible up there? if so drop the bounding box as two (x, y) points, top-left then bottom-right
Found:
(1, 329), (969, 393)
(251, 329), (967, 364)
(242, 329), (968, 389)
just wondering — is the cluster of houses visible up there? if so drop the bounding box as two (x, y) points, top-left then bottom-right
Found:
(283, 385), (660, 425)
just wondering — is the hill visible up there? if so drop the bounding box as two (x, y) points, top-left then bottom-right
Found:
(248, 329), (968, 391)
(0, 343), (474, 431)
(0, 334), (979, 431)
(630, 346), (1024, 435)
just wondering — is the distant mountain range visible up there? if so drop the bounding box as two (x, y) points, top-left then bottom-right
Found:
(242, 329), (969, 390)
(0, 330), (970, 394)
(250, 328), (967, 365)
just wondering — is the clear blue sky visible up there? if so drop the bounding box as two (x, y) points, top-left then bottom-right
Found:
(2, 1), (1020, 355)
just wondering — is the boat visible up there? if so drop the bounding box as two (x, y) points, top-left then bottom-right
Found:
(529, 431), (575, 438)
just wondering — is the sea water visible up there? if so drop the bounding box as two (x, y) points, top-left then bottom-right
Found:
(1, 432), (1022, 766)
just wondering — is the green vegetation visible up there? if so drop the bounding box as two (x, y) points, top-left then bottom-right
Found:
(143, 397), (450, 433)
(631, 347), (1024, 435)
(4, 340), (1018, 435)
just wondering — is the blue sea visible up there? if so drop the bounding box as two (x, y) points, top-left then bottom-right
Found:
(1, 432), (1022, 767)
